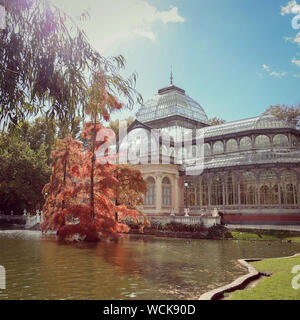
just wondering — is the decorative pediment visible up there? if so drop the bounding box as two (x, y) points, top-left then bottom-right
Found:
(127, 119), (152, 133)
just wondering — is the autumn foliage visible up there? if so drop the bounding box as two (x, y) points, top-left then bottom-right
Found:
(41, 71), (147, 242)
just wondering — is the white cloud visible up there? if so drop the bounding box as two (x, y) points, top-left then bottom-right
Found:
(281, 0), (298, 15)
(269, 71), (287, 78)
(292, 56), (300, 66)
(293, 73), (300, 77)
(284, 31), (300, 45)
(262, 64), (270, 70)
(156, 7), (185, 24)
(50, 0), (185, 53)
(292, 31), (300, 44)
(133, 29), (156, 41)
(261, 64), (287, 78)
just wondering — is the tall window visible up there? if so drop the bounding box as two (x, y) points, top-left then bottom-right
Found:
(145, 177), (155, 206)
(211, 174), (223, 205)
(280, 170), (298, 205)
(240, 171), (257, 205)
(201, 176), (209, 206)
(225, 173), (237, 205)
(162, 177), (171, 206)
(259, 170), (278, 205)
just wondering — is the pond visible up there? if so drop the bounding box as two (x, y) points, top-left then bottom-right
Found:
(0, 230), (300, 300)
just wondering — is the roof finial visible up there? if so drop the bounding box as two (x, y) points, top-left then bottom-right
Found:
(170, 65), (173, 85)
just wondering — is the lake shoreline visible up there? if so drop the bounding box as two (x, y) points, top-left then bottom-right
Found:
(200, 252), (300, 300)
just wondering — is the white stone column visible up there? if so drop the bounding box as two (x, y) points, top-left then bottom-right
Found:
(155, 175), (162, 214)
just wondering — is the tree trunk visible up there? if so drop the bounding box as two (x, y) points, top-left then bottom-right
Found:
(90, 115), (97, 223)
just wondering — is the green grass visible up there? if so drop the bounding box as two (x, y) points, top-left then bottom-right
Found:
(231, 231), (278, 241)
(229, 254), (300, 300)
(230, 230), (300, 242)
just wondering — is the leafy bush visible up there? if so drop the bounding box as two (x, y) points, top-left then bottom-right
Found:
(130, 220), (205, 233)
(163, 222), (205, 233)
(207, 225), (231, 239)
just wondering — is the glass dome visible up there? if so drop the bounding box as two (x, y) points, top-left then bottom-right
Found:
(136, 84), (208, 124)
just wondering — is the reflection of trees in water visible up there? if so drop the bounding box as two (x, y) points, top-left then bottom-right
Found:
(37, 235), (300, 300)
(39, 238), (84, 299)
(98, 236), (200, 297)
(95, 240), (142, 275)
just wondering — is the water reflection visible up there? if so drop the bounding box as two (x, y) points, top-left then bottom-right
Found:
(0, 231), (300, 300)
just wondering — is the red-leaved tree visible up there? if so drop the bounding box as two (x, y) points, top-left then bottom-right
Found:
(42, 70), (143, 242)
(41, 135), (83, 232)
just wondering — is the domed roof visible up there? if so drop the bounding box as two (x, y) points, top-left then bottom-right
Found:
(136, 84), (208, 124)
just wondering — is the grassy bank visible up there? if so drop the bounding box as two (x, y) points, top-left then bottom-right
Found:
(230, 229), (300, 242)
(229, 254), (300, 300)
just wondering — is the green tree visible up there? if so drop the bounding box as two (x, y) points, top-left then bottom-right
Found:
(263, 104), (300, 128)
(8, 116), (82, 164)
(208, 117), (226, 125)
(109, 117), (134, 141)
(0, 133), (51, 214)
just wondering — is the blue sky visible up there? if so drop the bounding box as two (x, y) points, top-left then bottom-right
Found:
(53, 0), (300, 122)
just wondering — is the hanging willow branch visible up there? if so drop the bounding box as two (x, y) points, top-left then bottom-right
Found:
(0, 0), (142, 129)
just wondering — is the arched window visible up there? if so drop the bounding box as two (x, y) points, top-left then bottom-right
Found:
(255, 135), (271, 148)
(273, 134), (289, 147)
(162, 177), (171, 206)
(280, 170), (298, 205)
(211, 175), (223, 205)
(259, 170), (278, 204)
(226, 139), (238, 152)
(240, 136), (252, 150)
(204, 143), (211, 156)
(145, 177), (155, 206)
(213, 141), (224, 154)
(240, 171), (257, 205)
